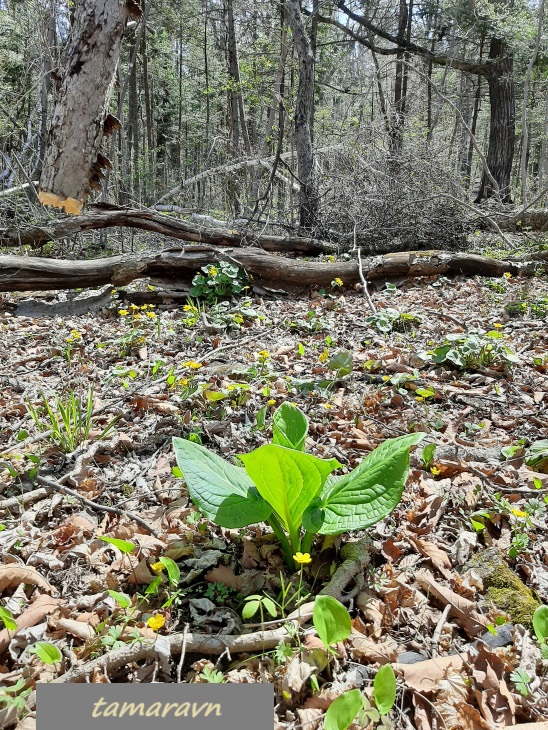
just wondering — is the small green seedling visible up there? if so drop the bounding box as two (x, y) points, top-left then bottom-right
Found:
(242, 595), (278, 621)
(421, 443), (436, 469)
(99, 536), (136, 553)
(373, 664), (397, 715)
(313, 595), (351, 652)
(29, 642), (63, 665)
(324, 689), (362, 730)
(0, 606), (17, 631)
(510, 668), (531, 697)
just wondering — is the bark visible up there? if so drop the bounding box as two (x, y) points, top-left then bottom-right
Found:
(0, 249), (546, 294)
(38, 0), (133, 214)
(474, 38), (515, 203)
(0, 205), (334, 254)
(286, 0), (317, 230)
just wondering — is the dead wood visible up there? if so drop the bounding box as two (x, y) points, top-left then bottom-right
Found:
(0, 248), (547, 295)
(0, 205), (334, 255)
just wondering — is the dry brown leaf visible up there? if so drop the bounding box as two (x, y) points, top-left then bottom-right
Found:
(415, 568), (488, 637)
(0, 564), (55, 594)
(348, 631), (398, 664)
(0, 595), (62, 654)
(396, 654), (469, 693)
(204, 565), (243, 591)
(408, 534), (452, 572)
(282, 655), (317, 694)
(53, 617), (95, 641)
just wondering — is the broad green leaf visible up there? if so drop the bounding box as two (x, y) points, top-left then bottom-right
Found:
(317, 433), (424, 535)
(240, 445), (339, 545)
(242, 600), (260, 620)
(99, 536), (136, 553)
(525, 440), (548, 474)
(373, 664), (397, 715)
(533, 605), (548, 643)
(272, 403), (308, 451)
(313, 595), (351, 648)
(327, 351), (353, 376)
(173, 437), (271, 528)
(0, 606), (17, 631)
(262, 597), (278, 618)
(31, 642), (63, 665)
(324, 689), (362, 730)
(421, 443), (436, 467)
(108, 590), (131, 609)
(159, 556), (180, 587)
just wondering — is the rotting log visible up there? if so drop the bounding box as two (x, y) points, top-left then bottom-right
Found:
(0, 206), (334, 255)
(38, 1), (136, 214)
(0, 248), (546, 294)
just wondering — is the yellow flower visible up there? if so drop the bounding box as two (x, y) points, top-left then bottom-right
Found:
(133, 313), (141, 321)
(182, 360), (202, 369)
(333, 278), (343, 286)
(130, 303), (139, 309)
(146, 311), (157, 319)
(150, 561), (165, 573)
(183, 304), (197, 312)
(323, 402), (334, 409)
(511, 508), (527, 518)
(328, 255), (335, 262)
(493, 322), (503, 329)
(293, 552), (312, 565)
(146, 614), (165, 631)
(503, 272), (512, 279)
(267, 399), (276, 406)
(430, 466), (442, 476)
(258, 349), (270, 360)
(209, 267), (218, 276)
(118, 309), (129, 316)
(70, 330), (81, 339)
(318, 350), (329, 363)
(178, 378), (189, 386)
(141, 304), (149, 310)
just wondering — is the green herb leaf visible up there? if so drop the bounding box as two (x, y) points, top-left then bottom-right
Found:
(373, 664), (397, 715)
(313, 595), (351, 648)
(99, 536), (136, 553)
(272, 403), (308, 452)
(31, 642), (63, 665)
(323, 689), (362, 730)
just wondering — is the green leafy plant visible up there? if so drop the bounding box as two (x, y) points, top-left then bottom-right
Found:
(0, 605), (17, 630)
(533, 604), (548, 659)
(173, 404), (423, 566)
(313, 595), (351, 652)
(366, 308), (420, 334)
(324, 689), (363, 730)
(0, 678), (31, 716)
(26, 387), (119, 453)
(428, 331), (520, 371)
(373, 664), (397, 715)
(29, 641), (63, 665)
(510, 668), (531, 697)
(525, 440), (548, 474)
(197, 666), (225, 683)
(242, 594), (278, 621)
(189, 262), (248, 303)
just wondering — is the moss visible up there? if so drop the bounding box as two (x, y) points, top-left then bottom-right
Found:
(466, 548), (539, 628)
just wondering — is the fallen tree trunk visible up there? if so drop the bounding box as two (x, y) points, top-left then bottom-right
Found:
(0, 248), (546, 294)
(0, 205), (334, 255)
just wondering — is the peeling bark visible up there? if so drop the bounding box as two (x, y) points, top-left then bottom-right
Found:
(38, 0), (130, 214)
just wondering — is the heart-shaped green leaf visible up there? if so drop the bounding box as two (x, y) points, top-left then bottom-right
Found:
(313, 595), (351, 648)
(240, 445), (339, 546)
(324, 689), (362, 730)
(173, 437), (271, 528)
(272, 403), (308, 451)
(318, 433), (424, 535)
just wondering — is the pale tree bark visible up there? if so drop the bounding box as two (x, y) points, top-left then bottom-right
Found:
(38, 0), (135, 214)
(286, 0), (317, 230)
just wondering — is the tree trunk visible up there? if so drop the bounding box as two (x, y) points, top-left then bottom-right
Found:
(475, 38), (515, 203)
(0, 249), (546, 295)
(38, 0), (133, 214)
(286, 0), (317, 230)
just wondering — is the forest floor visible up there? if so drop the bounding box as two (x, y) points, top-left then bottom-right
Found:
(1, 269), (548, 730)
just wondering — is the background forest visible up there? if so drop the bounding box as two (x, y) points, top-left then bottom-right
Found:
(1, 0), (548, 251)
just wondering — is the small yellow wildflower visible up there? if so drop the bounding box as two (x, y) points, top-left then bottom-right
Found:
(258, 349), (270, 360)
(150, 562), (165, 573)
(332, 277), (343, 286)
(328, 255), (336, 262)
(183, 304), (197, 312)
(141, 304), (149, 310)
(130, 303), (139, 310)
(118, 309), (129, 316)
(318, 350), (329, 363)
(430, 466), (442, 476)
(133, 313), (141, 321)
(293, 552), (312, 565)
(178, 378), (189, 386)
(146, 614), (165, 631)
(209, 266), (218, 276)
(267, 399), (276, 406)
(493, 322), (503, 329)
(146, 311), (157, 319)
(503, 272), (512, 279)
(183, 360), (202, 369)
(323, 402), (334, 409)
(511, 507), (527, 518)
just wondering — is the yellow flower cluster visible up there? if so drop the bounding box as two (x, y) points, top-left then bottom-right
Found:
(257, 349), (270, 360)
(65, 329), (82, 343)
(182, 360), (202, 369)
(208, 266), (218, 276)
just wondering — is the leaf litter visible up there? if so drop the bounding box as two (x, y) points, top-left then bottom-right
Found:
(1, 272), (548, 729)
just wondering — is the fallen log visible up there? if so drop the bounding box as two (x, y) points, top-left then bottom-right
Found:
(0, 248), (546, 294)
(0, 205), (334, 255)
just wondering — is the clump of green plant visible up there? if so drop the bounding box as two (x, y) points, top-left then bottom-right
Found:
(189, 262), (248, 303)
(366, 308), (421, 334)
(533, 604), (548, 659)
(505, 296), (548, 319)
(26, 387), (119, 453)
(286, 309), (327, 333)
(173, 403), (423, 567)
(427, 330), (520, 371)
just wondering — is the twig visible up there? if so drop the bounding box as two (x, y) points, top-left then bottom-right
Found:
(35, 475), (159, 536)
(176, 623), (189, 683)
(357, 248), (376, 314)
(423, 309), (467, 331)
(431, 604), (451, 658)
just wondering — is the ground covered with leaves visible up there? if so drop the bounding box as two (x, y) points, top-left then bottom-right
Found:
(1, 271), (548, 730)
